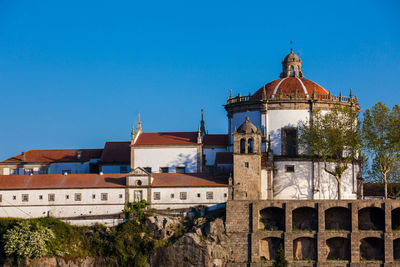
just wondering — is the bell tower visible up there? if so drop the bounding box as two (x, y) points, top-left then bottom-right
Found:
(280, 41), (304, 78)
(232, 117), (262, 200)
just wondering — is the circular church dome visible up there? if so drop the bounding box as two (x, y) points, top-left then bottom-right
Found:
(252, 77), (330, 100)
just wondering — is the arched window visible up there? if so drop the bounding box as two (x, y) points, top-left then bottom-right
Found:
(248, 138), (254, 153)
(240, 138), (246, 154)
(290, 66), (295, 76)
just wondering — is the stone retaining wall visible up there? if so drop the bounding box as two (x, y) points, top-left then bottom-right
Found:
(226, 199), (400, 266)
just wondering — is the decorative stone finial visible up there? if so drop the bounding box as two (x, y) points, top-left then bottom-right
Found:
(230, 89), (233, 99)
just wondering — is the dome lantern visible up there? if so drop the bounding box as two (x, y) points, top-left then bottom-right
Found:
(280, 41), (304, 78)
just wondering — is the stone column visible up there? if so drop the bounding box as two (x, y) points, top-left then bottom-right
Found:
(284, 232), (293, 262)
(285, 202), (292, 233)
(350, 202), (360, 263)
(385, 232), (394, 264)
(385, 200), (392, 233)
(318, 202), (325, 232)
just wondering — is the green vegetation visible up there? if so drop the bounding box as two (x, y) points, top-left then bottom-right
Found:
(361, 102), (400, 199)
(273, 245), (288, 267)
(298, 104), (361, 199)
(0, 201), (157, 266)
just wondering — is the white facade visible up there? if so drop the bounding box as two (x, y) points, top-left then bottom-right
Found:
(0, 188), (126, 226)
(133, 147), (198, 173)
(270, 161), (358, 200)
(149, 187), (228, 210)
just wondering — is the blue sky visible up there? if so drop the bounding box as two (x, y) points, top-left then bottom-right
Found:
(0, 0), (399, 159)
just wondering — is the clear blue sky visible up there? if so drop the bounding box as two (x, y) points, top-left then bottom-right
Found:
(0, 0), (399, 160)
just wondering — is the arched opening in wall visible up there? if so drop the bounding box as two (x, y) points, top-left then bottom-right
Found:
(393, 238), (400, 260)
(325, 207), (351, 230)
(392, 208), (400, 230)
(259, 237), (283, 261)
(240, 138), (246, 154)
(293, 237), (316, 260)
(292, 207), (317, 231)
(248, 138), (254, 153)
(360, 237), (384, 261)
(358, 207), (384, 230)
(290, 66), (295, 77)
(326, 237), (350, 260)
(259, 207), (284, 231)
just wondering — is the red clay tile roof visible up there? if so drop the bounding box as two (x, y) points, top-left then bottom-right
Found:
(135, 132), (199, 146)
(214, 152), (233, 165)
(252, 77), (329, 100)
(1, 149), (103, 164)
(151, 173), (228, 187)
(101, 142), (130, 164)
(0, 174), (125, 190)
(203, 134), (228, 146)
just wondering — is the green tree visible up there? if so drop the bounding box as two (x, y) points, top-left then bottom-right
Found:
(123, 200), (148, 223)
(362, 102), (400, 199)
(273, 245), (288, 267)
(2, 220), (55, 260)
(298, 104), (360, 199)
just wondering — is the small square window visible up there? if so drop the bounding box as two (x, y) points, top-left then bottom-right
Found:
(160, 167), (169, 173)
(176, 167), (185, 173)
(206, 192), (213, 200)
(92, 194), (96, 199)
(170, 193), (174, 199)
(197, 193), (201, 198)
(153, 192), (160, 200)
(75, 193), (81, 201)
(22, 194), (29, 202)
(224, 193), (227, 198)
(13, 195), (16, 200)
(101, 193), (108, 201)
(119, 194), (123, 199)
(244, 162), (249, 168)
(66, 195), (70, 199)
(48, 194), (55, 201)
(10, 169), (18, 175)
(39, 195), (43, 200)
(180, 192), (187, 200)
(285, 165), (295, 173)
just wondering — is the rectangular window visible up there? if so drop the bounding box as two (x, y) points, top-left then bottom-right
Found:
(134, 190), (143, 201)
(22, 194), (29, 202)
(92, 194), (96, 199)
(48, 194), (55, 201)
(170, 193), (174, 199)
(144, 167), (152, 173)
(101, 193), (108, 201)
(160, 167), (169, 173)
(13, 195), (16, 200)
(66, 195), (70, 200)
(285, 165), (295, 173)
(0, 194), (2, 202)
(282, 128), (298, 156)
(24, 169), (33, 175)
(176, 167), (185, 173)
(180, 192), (187, 200)
(224, 193), (227, 198)
(119, 194), (123, 199)
(206, 192), (214, 200)
(10, 169), (18, 175)
(62, 170), (72, 174)
(197, 193), (201, 198)
(39, 195), (43, 200)
(120, 166), (128, 173)
(39, 168), (48, 174)
(244, 162), (249, 168)
(153, 192), (160, 200)
(75, 193), (81, 201)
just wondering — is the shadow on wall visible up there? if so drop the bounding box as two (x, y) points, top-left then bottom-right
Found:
(326, 237), (350, 260)
(169, 153), (197, 172)
(293, 237), (316, 260)
(259, 237), (283, 260)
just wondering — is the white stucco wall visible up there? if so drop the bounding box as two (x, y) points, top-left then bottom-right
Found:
(134, 147), (198, 173)
(0, 188), (126, 225)
(149, 187), (228, 210)
(203, 147), (227, 166)
(260, 169), (268, 200)
(273, 161), (358, 200)
(267, 110), (310, 155)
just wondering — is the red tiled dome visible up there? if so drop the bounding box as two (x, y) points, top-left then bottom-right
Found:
(252, 77), (329, 100)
